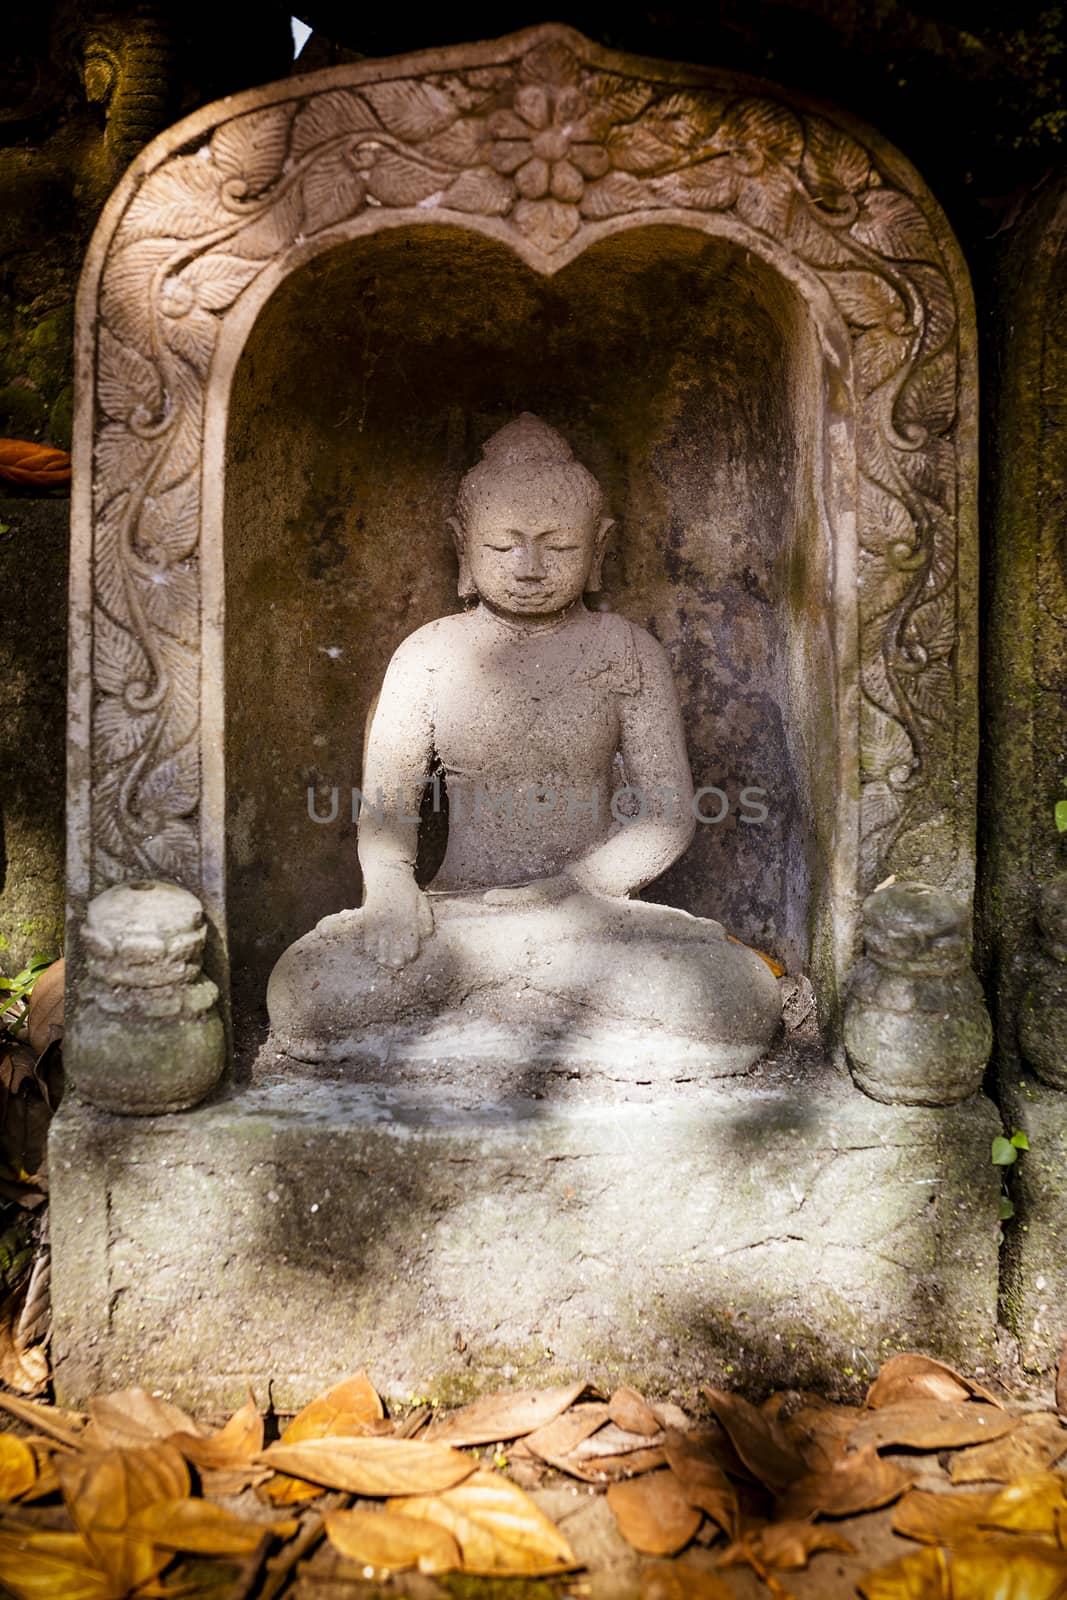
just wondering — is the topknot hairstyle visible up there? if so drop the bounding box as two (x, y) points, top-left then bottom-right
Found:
(455, 413), (605, 530)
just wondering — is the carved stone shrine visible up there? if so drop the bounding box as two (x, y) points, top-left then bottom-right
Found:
(51, 25), (998, 1408)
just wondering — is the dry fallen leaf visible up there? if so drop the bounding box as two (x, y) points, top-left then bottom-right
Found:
(552, 1445), (668, 1483)
(781, 1400), (865, 1471)
(26, 961), (64, 1058)
(979, 1471), (1067, 1536)
(701, 1387), (806, 1494)
(776, 1442), (914, 1519)
(893, 1486), (1000, 1545)
(324, 1507), (460, 1574)
(640, 1560), (736, 1598)
(861, 1538), (1067, 1600)
(858, 1543), (951, 1599)
(83, 1388), (203, 1451)
(265, 1370), (389, 1504)
(390, 1469), (578, 1575)
(170, 1398), (262, 1471)
(523, 1401), (609, 1462)
(129, 1495), (291, 1554)
(865, 1353), (1002, 1411)
(848, 1400), (1016, 1452)
(425, 1381), (585, 1448)
(0, 1279), (49, 1397)
(56, 1443), (188, 1592)
(719, 1520), (855, 1571)
(606, 1469), (703, 1556)
(1057, 1336), (1067, 1418)
(260, 1436), (476, 1496)
(949, 1412), (1067, 1484)
(608, 1386), (661, 1437)
(664, 1428), (739, 1535)
(0, 1433), (38, 1500)
(0, 1528), (119, 1600)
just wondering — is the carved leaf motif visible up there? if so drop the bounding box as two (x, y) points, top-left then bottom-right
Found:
(901, 660), (952, 724)
(861, 703), (914, 781)
(859, 476), (914, 554)
(862, 779), (904, 837)
(100, 238), (177, 354)
(896, 348), (957, 434)
(362, 79), (458, 142)
(898, 438), (955, 508)
(161, 307), (218, 377)
(419, 117), (490, 167)
(94, 610), (149, 699)
(290, 89), (380, 158)
(652, 161), (739, 211)
(365, 150), (444, 207)
(580, 171), (657, 218)
(153, 638), (200, 754)
(909, 264), (957, 354)
(134, 564), (200, 646)
(94, 767), (134, 865)
(152, 402), (203, 497)
(513, 198), (580, 252)
(823, 270), (907, 331)
(94, 495), (133, 626)
(607, 124), (680, 174)
(142, 819), (199, 881)
(585, 77), (655, 123)
(442, 170), (513, 216)
(229, 184), (305, 261)
(211, 105), (293, 194)
(123, 156), (228, 242)
(851, 189), (939, 264)
(787, 203), (862, 269)
(854, 327), (910, 395)
(735, 168), (797, 237)
(138, 746), (200, 816)
(302, 148), (366, 234)
(140, 479), (199, 564)
(800, 118), (871, 198)
(97, 328), (163, 425)
(93, 696), (155, 764)
(94, 425), (160, 500)
(721, 99), (804, 168)
(180, 254), (262, 313)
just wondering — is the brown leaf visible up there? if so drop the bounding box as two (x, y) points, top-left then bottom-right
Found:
(324, 1507), (460, 1574)
(523, 1401), (609, 1461)
(569, 1422), (666, 1460)
(83, 1388), (202, 1452)
(1058, 1336), (1067, 1419)
(26, 962), (64, 1058)
(950, 1413), (1067, 1484)
(979, 1471), (1067, 1536)
(607, 1470), (703, 1556)
(551, 1446), (668, 1483)
(0, 1393), (84, 1449)
(782, 1402), (865, 1472)
(260, 1436), (476, 1496)
(170, 1397), (263, 1472)
(865, 1354), (1003, 1410)
(0, 1278), (49, 1396)
(849, 1401), (1016, 1452)
(857, 1543), (950, 1598)
(266, 1371), (388, 1504)
(719, 1520), (855, 1571)
(55, 1443), (189, 1591)
(426, 1381), (585, 1448)
(861, 1539), (1067, 1600)
(0, 441), (72, 488)
(776, 1442), (914, 1518)
(701, 1388), (805, 1494)
(389, 1469), (578, 1575)
(893, 1486), (1000, 1545)
(640, 1561), (736, 1599)
(129, 1495), (292, 1554)
(608, 1386), (661, 1437)
(0, 1529), (119, 1600)
(0, 1433), (38, 1500)
(664, 1428), (738, 1534)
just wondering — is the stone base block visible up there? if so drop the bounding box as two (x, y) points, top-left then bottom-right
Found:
(1000, 1069), (1067, 1369)
(50, 1060), (1002, 1412)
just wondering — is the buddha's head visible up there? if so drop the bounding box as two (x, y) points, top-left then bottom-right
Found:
(449, 414), (614, 620)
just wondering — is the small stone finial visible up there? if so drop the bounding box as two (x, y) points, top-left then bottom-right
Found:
(1018, 872), (1067, 1090)
(70, 880), (225, 1115)
(844, 880), (991, 1106)
(478, 412), (576, 467)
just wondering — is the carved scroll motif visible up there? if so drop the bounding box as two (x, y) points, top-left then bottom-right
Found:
(89, 33), (961, 892)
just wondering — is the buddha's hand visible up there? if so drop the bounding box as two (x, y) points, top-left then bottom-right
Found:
(362, 880), (434, 969)
(482, 874), (580, 909)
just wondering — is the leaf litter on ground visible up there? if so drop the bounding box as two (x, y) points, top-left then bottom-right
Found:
(0, 1349), (1064, 1596)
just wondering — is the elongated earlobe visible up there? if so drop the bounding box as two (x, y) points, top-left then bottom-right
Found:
(447, 515), (478, 600)
(586, 515), (615, 591)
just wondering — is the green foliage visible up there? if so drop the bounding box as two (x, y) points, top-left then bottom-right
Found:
(0, 952), (55, 1036)
(992, 1130), (1030, 1167)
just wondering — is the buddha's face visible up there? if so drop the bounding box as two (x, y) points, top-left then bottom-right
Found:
(452, 474), (612, 622)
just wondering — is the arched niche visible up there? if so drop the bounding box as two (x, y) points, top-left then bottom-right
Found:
(224, 222), (831, 998)
(68, 23), (977, 1039)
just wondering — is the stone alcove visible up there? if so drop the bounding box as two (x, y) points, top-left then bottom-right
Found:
(224, 222), (830, 1001)
(67, 20), (977, 1045)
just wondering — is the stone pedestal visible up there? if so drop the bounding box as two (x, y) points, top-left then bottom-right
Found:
(50, 1056), (1001, 1411)
(1000, 1070), (1067, 1370)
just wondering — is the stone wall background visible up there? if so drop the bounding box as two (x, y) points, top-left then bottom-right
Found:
(1, 0), (1064, 974)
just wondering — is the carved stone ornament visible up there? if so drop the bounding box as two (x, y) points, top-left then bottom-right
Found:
(69, 24), (977, 969)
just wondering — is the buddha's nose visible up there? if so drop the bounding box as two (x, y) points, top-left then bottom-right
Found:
(515, 541), (546, 579)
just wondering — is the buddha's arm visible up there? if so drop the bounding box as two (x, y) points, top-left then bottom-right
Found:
(567, 629), (696, 898)
(357, 635), (435, 966)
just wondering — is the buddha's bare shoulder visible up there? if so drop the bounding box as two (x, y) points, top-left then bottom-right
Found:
(388, 611), (473, 666)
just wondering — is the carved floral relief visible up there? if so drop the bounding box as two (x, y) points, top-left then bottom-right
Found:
(86, 29), (964, 897)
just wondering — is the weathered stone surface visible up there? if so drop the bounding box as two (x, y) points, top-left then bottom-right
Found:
(0, 497), (67, 972)
(50, 1056), (1001, 1411)
(999, 1072), (1067, 1371)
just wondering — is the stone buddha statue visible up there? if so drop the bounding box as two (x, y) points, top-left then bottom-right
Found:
(267, 414), (781, 1074)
